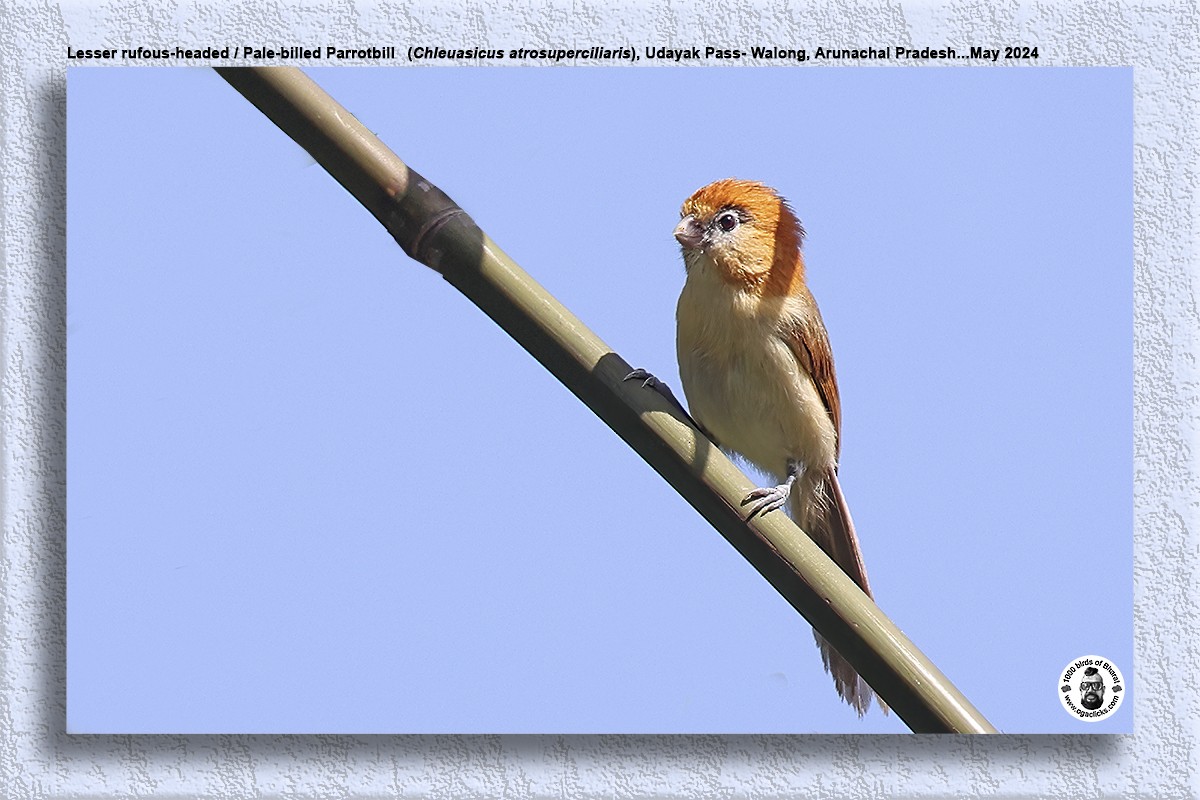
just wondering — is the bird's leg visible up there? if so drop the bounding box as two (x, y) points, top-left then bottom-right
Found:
(624, 367), (676, 400)
(741, 459), (802, 520)
(623, 368), (715, 443)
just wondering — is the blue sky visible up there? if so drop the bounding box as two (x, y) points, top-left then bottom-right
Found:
(67, 66), (1132, 734)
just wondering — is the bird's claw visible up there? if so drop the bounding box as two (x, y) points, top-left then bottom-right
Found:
(741, 483), (792, 520)
(624, 368), (660, 389)
(624, 367), (715, 444)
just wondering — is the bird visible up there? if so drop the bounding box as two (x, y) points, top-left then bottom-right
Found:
(665, 177), (880, 715)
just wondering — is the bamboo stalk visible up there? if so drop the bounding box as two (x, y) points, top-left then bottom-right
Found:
(214, 66), (997, 734)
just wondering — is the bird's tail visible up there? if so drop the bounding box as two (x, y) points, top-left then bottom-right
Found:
(791, 469), (885, 716)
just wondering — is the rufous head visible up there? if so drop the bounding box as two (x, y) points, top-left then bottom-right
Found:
(675, 178), (806, 295)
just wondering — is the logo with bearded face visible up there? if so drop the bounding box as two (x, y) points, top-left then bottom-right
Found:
(1059, 656), (1125, 721)
(1078, 666), (1105, 710)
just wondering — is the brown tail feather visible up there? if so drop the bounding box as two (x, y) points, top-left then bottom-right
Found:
(791, 468), (885, 716)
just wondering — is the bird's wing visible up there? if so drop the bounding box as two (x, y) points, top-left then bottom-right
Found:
(779, 302), (842, 455)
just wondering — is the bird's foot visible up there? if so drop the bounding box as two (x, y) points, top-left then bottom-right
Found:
(624, 367), (660, 390)
(626, 367), (690, 421)
(625, 367), (717, 445)
(740, 467), (799, 520)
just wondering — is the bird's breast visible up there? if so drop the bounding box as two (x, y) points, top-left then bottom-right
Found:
(675, 264), (837, 478)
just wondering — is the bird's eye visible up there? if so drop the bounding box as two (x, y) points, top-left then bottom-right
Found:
(715, 211), (739, 233)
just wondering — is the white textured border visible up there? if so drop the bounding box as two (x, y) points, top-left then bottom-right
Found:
(3, 1), (1196, 797)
